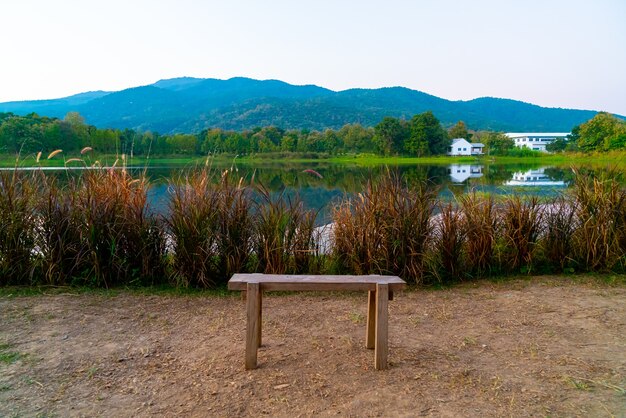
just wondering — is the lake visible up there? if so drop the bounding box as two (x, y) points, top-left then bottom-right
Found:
(2, 160), (593, 224)
(141, 161), (579, 224)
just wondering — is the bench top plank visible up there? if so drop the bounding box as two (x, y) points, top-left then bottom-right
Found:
(228, 274), (406, 292)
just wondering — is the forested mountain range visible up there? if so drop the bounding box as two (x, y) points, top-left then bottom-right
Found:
(0, 77), (616, 133)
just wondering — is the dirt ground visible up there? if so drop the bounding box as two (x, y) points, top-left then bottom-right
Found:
(1, 277), (625, 417)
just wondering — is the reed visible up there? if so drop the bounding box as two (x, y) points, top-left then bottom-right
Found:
(252, 185), (320, 274)
(215, 170), (253, 279)
(167, 168), (220, 287)
(501, 195), (543, 273)
(458, 192), (498, 277)
(541, 196), (577, 272)
(76, 168), (165, 287)
(429, 201), (466, 283)
(332, 171), (435, 283)
(0, 171), (38, 285)
(3, 164), (626, 289)
(571, 171), (626, 271)
(36, 177), (86, 285)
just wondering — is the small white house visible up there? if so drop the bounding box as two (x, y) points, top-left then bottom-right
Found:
(505, 132), (569, 153)
(447, 138), (485, 156)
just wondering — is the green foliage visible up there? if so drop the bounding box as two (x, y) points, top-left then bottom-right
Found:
(505, 147), (543, 157)
(448, 121), (471, 140)
(575, 112), (626, 152)
(480, 132), (515, 155)
(545, 137), (568, 152)
(373, 117), (408, 155)
(405, 111), (449, 156)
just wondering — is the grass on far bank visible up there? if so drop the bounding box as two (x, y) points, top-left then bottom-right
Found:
(3, 149), (626, 169)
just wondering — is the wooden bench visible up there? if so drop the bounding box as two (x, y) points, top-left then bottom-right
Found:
(228, 274), (406, 370)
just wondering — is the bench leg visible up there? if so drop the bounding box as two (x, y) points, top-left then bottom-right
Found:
(257, 290), (262, 348)
(245, 282), (261, 369)
(375, 283), (389, 370)
(366, 290), (376, 349)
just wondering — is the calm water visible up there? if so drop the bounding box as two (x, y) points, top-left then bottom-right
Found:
(7, 161), (597, 224)
(142, 161), (581, 224)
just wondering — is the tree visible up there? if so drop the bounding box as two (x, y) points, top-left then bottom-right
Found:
(482, 132), (515, 155)
(575, 112), (626, 152)
(338, 124), (375, 153)
(405, 111), (449, 156)
(448, 121), (471, 140)
(373, 117), (408, 155)
(545, 138), (568, 152)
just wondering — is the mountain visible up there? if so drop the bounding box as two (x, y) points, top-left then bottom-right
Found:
(0, 77), (614, 133)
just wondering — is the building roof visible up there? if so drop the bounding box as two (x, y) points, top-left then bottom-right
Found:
(471, 143), (485, 147)
(505, 132), (569, 138)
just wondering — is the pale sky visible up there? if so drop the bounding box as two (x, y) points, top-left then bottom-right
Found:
(1, 0), (625, 115)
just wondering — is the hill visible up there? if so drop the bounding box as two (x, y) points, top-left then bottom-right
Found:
(0, 77), (614, 133)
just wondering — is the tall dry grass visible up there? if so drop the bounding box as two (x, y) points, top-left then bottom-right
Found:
(167, 168), (221, 287)
(542, 196), (577, 272)
(571, 171), (626, 271)
(4, 164), (626, 288)
(252, 185), (320, 274)
(0, 171), (38, 285)
(215, 170), (253, 278)
(76, 168), (166, 287)
(458, 192), (498, 277)
(332, 172), (436, 283)
(429, 201), (466, 283)
(501, 196), (543, 273)
(167, 168), (255, 287)
(36, 177), (85, 285)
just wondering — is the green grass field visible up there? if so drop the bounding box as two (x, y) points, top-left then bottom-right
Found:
(2, 151), (626, 169)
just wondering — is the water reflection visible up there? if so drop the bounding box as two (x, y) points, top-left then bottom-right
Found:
(3, 161), (605, 224)
(447, 165), (483, 183)
(503, 168), (567, 187)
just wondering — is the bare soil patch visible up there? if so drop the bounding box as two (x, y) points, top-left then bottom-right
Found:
(1, 277), (625, 417)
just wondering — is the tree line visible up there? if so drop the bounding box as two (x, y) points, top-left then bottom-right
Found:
(0, 110), (458, 157)
(0, 110), (620, 158)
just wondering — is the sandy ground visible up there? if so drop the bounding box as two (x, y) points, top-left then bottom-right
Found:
(1, 277), (625, 417)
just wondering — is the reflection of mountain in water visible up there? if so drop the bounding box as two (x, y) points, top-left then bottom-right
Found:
(447, 165), (483, 183)
(504, 168), (567, 187)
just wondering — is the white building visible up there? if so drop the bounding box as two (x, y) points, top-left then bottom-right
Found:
(447, 138), (485, 156)
(505, 132), (569, 153)
(504, 168), (566, 187)
(448, 164), (483, 183)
